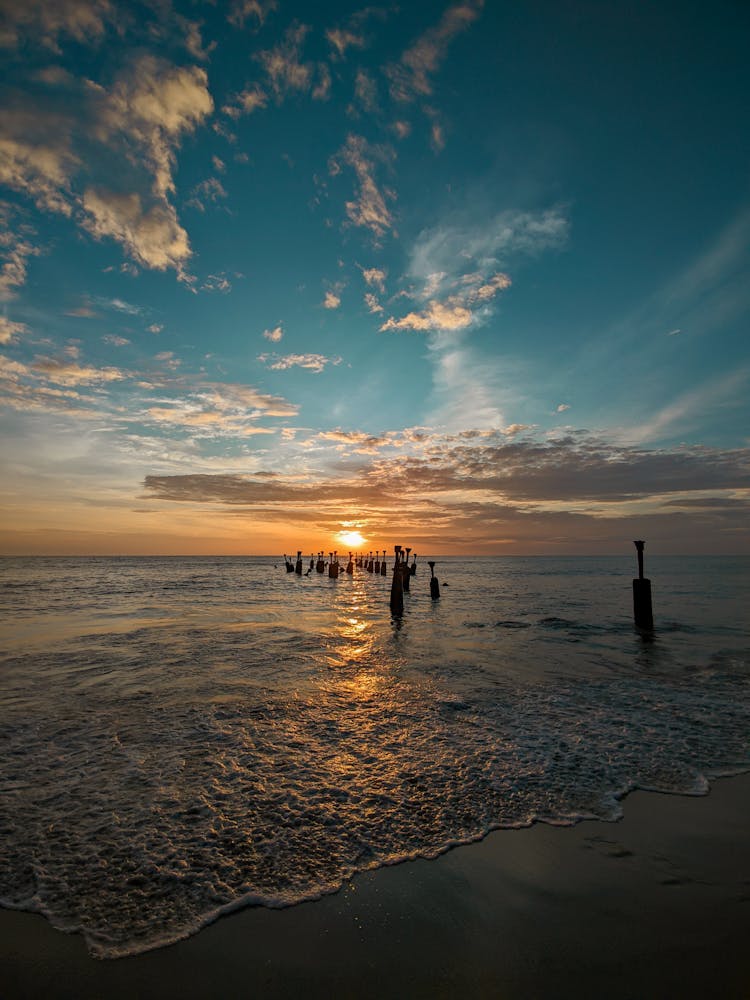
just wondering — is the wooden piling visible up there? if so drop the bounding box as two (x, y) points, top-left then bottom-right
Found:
(402, 547), (411, 592)
(295, 550), (303, 575)
(429, 561), (440, 600)
(390, 545), (404, 615)
(329, 551), (339, 579)
(632, 540), (653, 630)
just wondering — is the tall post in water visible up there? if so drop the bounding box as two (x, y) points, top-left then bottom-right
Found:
(429, 561), (440, 600)
(374, 551), (380, 573)
(402, 547), (411, 592)
(632, 540), (653, 630)
(390, 545), (404, 615)
(295, 550), (303, 575)
(410, 553), (417, 576)
(380, 554), (387, 575)
(329, 551), (339, 579)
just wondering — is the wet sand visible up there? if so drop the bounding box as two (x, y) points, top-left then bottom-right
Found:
(3, 773), (750, 999)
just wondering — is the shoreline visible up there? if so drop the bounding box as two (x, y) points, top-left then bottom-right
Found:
(3, 773), (750, 998)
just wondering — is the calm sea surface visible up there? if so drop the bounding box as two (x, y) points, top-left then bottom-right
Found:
(1, 555), (749, 957)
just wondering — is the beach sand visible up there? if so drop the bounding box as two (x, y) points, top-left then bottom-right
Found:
(3, 773), (749, 999)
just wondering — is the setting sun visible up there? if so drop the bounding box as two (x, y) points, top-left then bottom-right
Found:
(338, 530), (366, 548)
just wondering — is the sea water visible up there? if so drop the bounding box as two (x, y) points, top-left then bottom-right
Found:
(1, 555), (748, 958)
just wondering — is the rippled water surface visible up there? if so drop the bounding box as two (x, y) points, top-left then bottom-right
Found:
(1, 555), (749, 957)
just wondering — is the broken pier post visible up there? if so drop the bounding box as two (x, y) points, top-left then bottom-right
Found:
(390, 545), (404, 616)
(632, 540), (653, 630)
(401, 547), (411, 592)
(429, 561), (440, 600)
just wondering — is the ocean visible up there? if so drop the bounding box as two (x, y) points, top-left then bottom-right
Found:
(1, 554), (748, 958)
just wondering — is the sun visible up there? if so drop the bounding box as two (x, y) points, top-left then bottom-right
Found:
(338, 530), (366, 548)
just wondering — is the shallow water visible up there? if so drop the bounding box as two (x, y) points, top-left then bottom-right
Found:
(1, 555), (748, 957)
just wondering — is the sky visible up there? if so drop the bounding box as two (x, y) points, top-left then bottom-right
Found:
(1, 0), (749, 556)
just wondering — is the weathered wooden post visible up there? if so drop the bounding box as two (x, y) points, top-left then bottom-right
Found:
(390, 545), (404, 615)
(429, 561), (440, 600)
(632, 540), (653, 630)
(346, 551), (354, 574)
(402, 547), (411, 592)
(295, 550), (303, 575)
(410, 553), (417, 576)
(380, 554), (387, 575)
(329, 551), (339, 579)
(317, 551), (325, 573)
(374, 551), (380, 573)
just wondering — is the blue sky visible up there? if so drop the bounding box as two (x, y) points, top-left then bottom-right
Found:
(1, 0), (749, 554)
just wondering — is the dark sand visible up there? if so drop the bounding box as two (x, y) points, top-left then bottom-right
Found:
(3, 774), (750, 999)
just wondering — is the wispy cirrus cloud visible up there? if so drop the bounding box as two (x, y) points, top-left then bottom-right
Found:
(258, 352), (343, 372)
(378, 207), (565, 336)
(186, 177), (228, 212)
(329, 133), (396, 239)
(385, 1), (485, 103)
(255, 23), (330, 104)
(409, 207), (569, 285)
(616, 368), (750, 446)
(228, 0), (277, 30)
(142, 379), (297, 436)
(380, 273), (511, 333)
(32, 356), (125, 385)
(222, 85), (268, 119)
(327, 27), (366, 61)
(326, 7), (388, 61)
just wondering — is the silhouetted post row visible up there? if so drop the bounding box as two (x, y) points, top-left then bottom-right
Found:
(632, 540), (653, 630)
